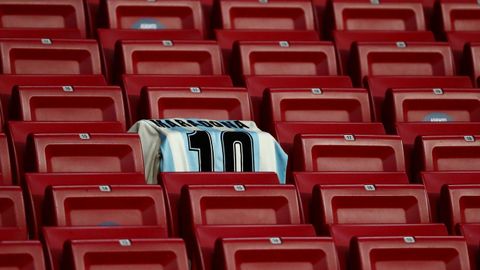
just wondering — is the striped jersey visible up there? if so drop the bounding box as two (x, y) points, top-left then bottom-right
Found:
(129, 118), (288, 184)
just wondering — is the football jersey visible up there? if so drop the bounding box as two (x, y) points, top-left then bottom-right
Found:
(129, 118), (288, 184)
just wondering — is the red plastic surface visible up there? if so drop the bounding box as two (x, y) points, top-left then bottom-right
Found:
(264, 88), (372, 131)
(0, 187), (27, 240)
(25, 173), (145, 238)
(466, 42), (480, 87)
(117, 40), (224, 77)
(353, 42), (455, 86)
(218, 0), (316, 30)
(160, 172), (279, 236)
(7, 121), (123, 183)
(440, 2), (480, 32)
(0, 134), (12, 185)
(441, 184), (480, 233)
(67, 239), (189, 270)
(312, 184), (431, 234)
(45, 185), (166, 227)
(352, 236), (471, 270)
(333, 30), (435, 75)
(245, 75), (352, 124)
(105, 0), (205, 37)
(366, 76), (473, 121)
(459, 223), (480, 269)
(446, 32), (480, 75)
(31, 133), (144, 173)
(0, 0), (87, 38)
(13, 86), (127, 130)
(293, 134), (405, 172)
(332, 2), (426, 31)
(122, 75), (232, 124)
(330, 224), (448, 270)
(294, 172), (409, 223)
(42, 226), (168, 270)
(0, 241), (46, 269)
(193, 224), (316, 270)
(141, 87), (252, 120)
(215, 237), (340, 270)
(0, 39), (102, 75)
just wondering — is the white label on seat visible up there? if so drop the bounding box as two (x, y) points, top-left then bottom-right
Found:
(433, 88), (444, 95)
(344, 134), (356, 141)
(119, 239), (132, 246)
(464, 136), (476, 142)
(41, 38), (52, 45)
(190, 87), (201, 93)
(396, 41), (407, 48)
(234, 185), (246, 192)
(311, 88), (323, 95)
(270, 237), (282, 245)
(364, 184), (376, 191)
(404, 236), (415, 244)
(370, 0), (380, 4)
(62, 86), (74, 92)
(99, 185), (111, 192)
(162, 40), (173, 47)
(79, 133), (90, 140)
(279, 41), (290, 48)
(259, 0), (268, 4)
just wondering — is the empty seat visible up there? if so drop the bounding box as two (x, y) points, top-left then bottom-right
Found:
(459, 223), (480, 269)
(331, 1), (426, 31)
(193, 224), (316, 270)
(312, 184), (431, 234)
(0, 0), (87, 38)
(0, 39), (102, 75)
(0, 134), (12, 185)
(66, 239), (189, 270)
(215, 237), (340, 270)
(351, 236), (471, 270)
(217, 0), (316, 31)
(0, 241), (46, 269)
(440, 184), (480, 232)
(352, 42), (455, 86)
(43, 226), (168, 270)
(0, 187), (27, 240)
(104, 0), (205, 36)
(13, 86), (127, 130)
(293, 134), (405, 173)
(160, 172), (279, 236)
(466, 42), (480, 87)
(30, 133), (143, 174)
(140, 87), (252, 120)
(44, 185), (166, 227)
(117, 40), (224, 78)
(440, 1), (480, 32)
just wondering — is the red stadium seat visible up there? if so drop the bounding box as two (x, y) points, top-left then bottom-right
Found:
(66, 239), (189, 270)
(264, 88), (372, 131)
(12, 86), (127, 130)
(215, 237), (340, 270)
(44, 185), (166, 227)
(30, 133), (144, 173)
(103, 0), (206, 37)
(351, 236), (471, 270)
(122, 75), (232, 124)
(0, 0), (87, 38)
(352, 42), (455, 86)
(7, 121), (124, 183)
(140, 87), (252, 120)
(160, 172), (279, 236)
(25, 173), (145, 238)
(0, 39), (102, 75)
(330, 224), (448, 270)
(312, 184), (431, 234)
(293, 134), (405, 173)
(440, 184), (480, 233)
(333, 31), (435, 74)
(439, 1), (480, 32)
(117, 40), (224, 78)
(0, 134), (12, 185)
(217, 0), (316, 31)
(459, 223), (480, 269)
(446, 32), (480, 75)
(466, 42), (480, 87)
(0, 187), (27, 241)
(331, 1), (426, 31)
(366, 76), (473, 121)
(0, 241), (46, 269)
(193, 225), (316, 270)
(43, 226), (168, 270)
